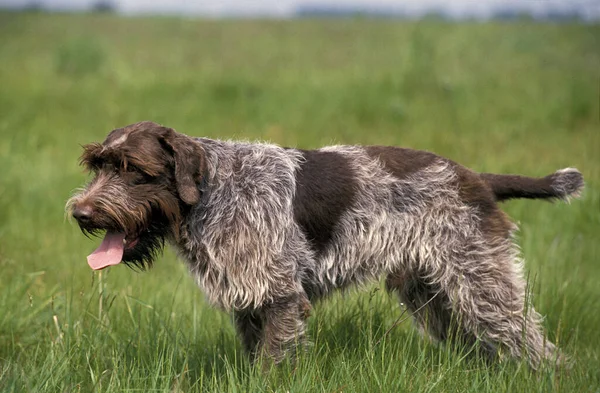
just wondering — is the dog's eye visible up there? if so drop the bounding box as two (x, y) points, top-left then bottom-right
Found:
(102, 163), (116, 172)
(124, 164), (138, 173)
(122, 165), (154, 184)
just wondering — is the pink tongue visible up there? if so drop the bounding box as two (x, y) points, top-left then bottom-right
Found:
(87, 231), (126, 270)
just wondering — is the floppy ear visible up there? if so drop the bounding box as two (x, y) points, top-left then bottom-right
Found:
(160, 128), (205, 205)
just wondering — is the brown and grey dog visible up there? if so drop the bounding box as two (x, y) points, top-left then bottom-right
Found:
(67, 121), (584, 368)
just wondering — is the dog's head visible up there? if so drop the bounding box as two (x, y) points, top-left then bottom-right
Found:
(66, 121), (205, 270)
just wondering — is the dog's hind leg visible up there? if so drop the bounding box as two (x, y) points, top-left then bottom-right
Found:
(428, 243), (559, 369)
(386, 230), (562, 368)
(387, 270), (498, 361)
(386, 271), (452, 343)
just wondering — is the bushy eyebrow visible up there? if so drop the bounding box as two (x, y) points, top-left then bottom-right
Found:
(79, 143), (127, 172)
(122, 152), (164, 177)
(79, 143), (105, 170)
(79, 141), (167, 177)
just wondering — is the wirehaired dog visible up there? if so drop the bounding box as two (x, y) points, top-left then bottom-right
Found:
(67, 121), (583, 368)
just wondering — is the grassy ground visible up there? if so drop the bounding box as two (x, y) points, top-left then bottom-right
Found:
(0, 12), (598, 392)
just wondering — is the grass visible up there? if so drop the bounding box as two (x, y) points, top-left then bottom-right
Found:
(0, 12), (598, 392)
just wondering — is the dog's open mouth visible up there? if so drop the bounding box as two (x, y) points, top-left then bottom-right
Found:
(87, 231), (139, 270)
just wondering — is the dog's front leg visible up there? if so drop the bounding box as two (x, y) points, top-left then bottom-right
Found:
(234, 309), (264, 362)
(253, 291), (311, 365)
(234, 291), (311, 365)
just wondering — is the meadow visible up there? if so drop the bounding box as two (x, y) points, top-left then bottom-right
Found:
(0, 11), (598, 392)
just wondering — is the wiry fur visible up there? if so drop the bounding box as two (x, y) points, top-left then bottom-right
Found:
(179, 139), (312, 311)
(550, 168), (585, 201)
(68, 121), (584, 369)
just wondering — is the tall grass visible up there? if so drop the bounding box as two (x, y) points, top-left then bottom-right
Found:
(0, 12), (598, 392)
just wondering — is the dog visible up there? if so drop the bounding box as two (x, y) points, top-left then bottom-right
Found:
(67, 121), (583, 368)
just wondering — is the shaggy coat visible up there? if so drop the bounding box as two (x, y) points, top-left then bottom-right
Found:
(67, 121), (584, 367)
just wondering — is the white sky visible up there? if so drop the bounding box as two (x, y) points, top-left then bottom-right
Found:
(1, 0), (599, 19)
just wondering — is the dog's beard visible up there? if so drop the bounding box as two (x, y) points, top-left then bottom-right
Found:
(121, 219), (169, 271)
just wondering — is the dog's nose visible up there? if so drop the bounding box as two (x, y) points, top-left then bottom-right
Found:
(72, 205), (93, 223)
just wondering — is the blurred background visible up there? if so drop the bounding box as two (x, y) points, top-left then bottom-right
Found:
(2, 0), (600, 20)
(0, 1), (598, 392)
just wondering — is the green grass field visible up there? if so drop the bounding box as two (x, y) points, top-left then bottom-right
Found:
(0, 12), (598, 392)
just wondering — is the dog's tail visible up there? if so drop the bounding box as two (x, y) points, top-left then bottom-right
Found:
(481, 168), (584, 202)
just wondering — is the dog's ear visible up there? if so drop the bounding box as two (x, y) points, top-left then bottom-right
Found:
(160, 128), (204, 205)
